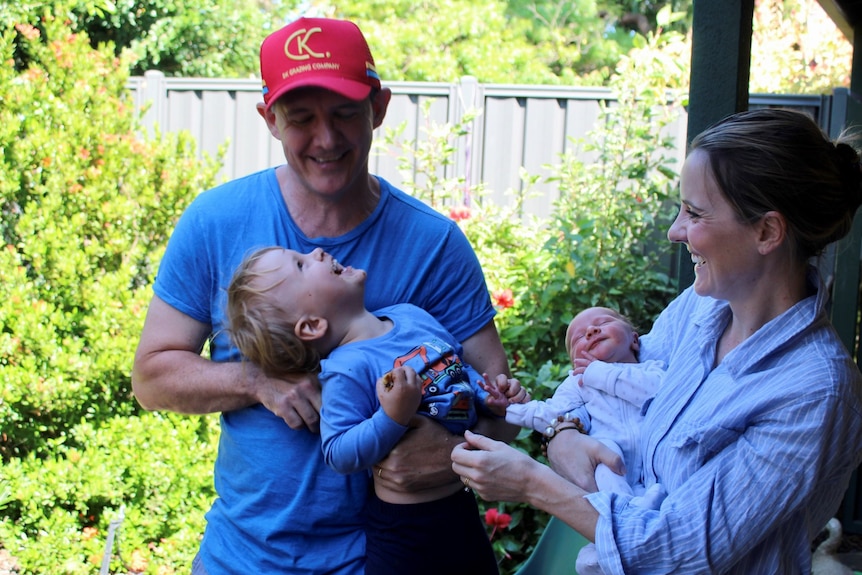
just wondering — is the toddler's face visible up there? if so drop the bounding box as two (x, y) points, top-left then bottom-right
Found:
(252, 247), (366, 319)
(565, 307), (639, 366)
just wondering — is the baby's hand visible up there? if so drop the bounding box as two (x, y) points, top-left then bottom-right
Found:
(481, 373), (530, 416)
(376, 367), (422, 426)
(572, 351), (598, 379)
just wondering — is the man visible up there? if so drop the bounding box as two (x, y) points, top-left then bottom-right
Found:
(132, 17), (514, 575)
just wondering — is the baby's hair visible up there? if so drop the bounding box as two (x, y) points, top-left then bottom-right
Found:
(225, 247), (320, 377)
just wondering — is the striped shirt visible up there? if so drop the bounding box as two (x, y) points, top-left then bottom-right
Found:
(588, 271), (862, 574)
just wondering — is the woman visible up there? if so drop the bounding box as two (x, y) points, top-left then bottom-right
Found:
(451, 108), (862, 574)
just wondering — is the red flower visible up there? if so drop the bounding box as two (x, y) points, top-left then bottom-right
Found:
(492, 288), (514, 310)
(449, 205), (471, 222)
(485, 507), (512, 531)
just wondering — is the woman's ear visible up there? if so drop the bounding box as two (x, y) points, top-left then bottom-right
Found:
(757, 211), (787, 255)
(295, 316), (328, 342)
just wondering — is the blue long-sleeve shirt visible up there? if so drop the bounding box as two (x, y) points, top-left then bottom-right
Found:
(588, 270), (862, 574)
(320, 303), (493, 475)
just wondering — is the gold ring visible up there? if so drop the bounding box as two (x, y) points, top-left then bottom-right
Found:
(377, 467), (383, 478)
(463, 477), (470, 488)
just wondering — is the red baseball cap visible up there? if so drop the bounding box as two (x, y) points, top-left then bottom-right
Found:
(260, 17), (381, 112)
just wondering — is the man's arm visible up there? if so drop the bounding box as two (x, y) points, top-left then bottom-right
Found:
(132, 295), (321, 430)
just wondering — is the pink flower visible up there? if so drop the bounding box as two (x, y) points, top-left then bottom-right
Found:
(492, 288), (514, 310)
(14, 24), (40, 41)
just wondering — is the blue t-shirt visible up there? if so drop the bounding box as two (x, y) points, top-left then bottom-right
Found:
(153, 168), (495, 574)
(320, 303), (494, 475)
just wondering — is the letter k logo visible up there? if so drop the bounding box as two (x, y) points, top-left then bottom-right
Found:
(285, 27), (327, 60)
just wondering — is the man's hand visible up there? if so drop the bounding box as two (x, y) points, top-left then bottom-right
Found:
(252, 367), (322, 432)
(375, 415), (459, 492)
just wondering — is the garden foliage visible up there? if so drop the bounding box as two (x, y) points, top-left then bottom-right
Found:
(1, 9), (685, 575)
(0, 14), (221, 575)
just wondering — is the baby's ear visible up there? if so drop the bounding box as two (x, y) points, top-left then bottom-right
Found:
(295, 316), (328, 342)
(630, 332), (641, 354)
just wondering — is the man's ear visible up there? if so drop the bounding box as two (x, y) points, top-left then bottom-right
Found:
(257, 102), (282, 139)
(295, 316), (328, 342)
(756, 211), (787, 255)
(371, 87), (392, 129)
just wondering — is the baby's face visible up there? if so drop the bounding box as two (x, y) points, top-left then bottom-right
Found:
(565, 307), (639, 366)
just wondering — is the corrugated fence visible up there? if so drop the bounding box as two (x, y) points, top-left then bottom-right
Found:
(127, 71), (828, 217)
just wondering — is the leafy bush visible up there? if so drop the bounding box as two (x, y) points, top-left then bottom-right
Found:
(0, 413), (217, 574)
(0, 12), (221, 574)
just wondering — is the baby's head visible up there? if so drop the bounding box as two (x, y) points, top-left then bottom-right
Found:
(226, 246), (359, 376)
(564, 306), (640, 367)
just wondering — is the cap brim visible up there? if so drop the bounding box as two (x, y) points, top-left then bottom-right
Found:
(265, 78), (373, 112)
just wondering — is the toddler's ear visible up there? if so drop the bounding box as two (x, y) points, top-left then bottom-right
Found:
(295, 316), (328, 342)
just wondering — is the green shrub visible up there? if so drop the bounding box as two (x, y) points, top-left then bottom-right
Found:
(0, 412), (217, 574)
(0, 12), (221, 574)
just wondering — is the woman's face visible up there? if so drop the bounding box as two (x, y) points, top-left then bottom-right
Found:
(668, 149), (763, 302)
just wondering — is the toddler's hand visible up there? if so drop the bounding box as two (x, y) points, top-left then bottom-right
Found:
(377, 366), (422, 426)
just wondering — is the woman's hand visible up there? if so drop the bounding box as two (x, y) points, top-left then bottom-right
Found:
(452, 430), (602, 541)
(450, 430), (543, 502)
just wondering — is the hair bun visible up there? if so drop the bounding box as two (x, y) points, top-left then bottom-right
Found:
(834, 142), (862, 214)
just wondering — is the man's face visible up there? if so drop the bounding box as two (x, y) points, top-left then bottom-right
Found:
(266, 87), (387, 201)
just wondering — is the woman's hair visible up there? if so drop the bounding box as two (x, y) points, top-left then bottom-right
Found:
(225, 247), (321, 377)
(690, 108), (862, 261)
